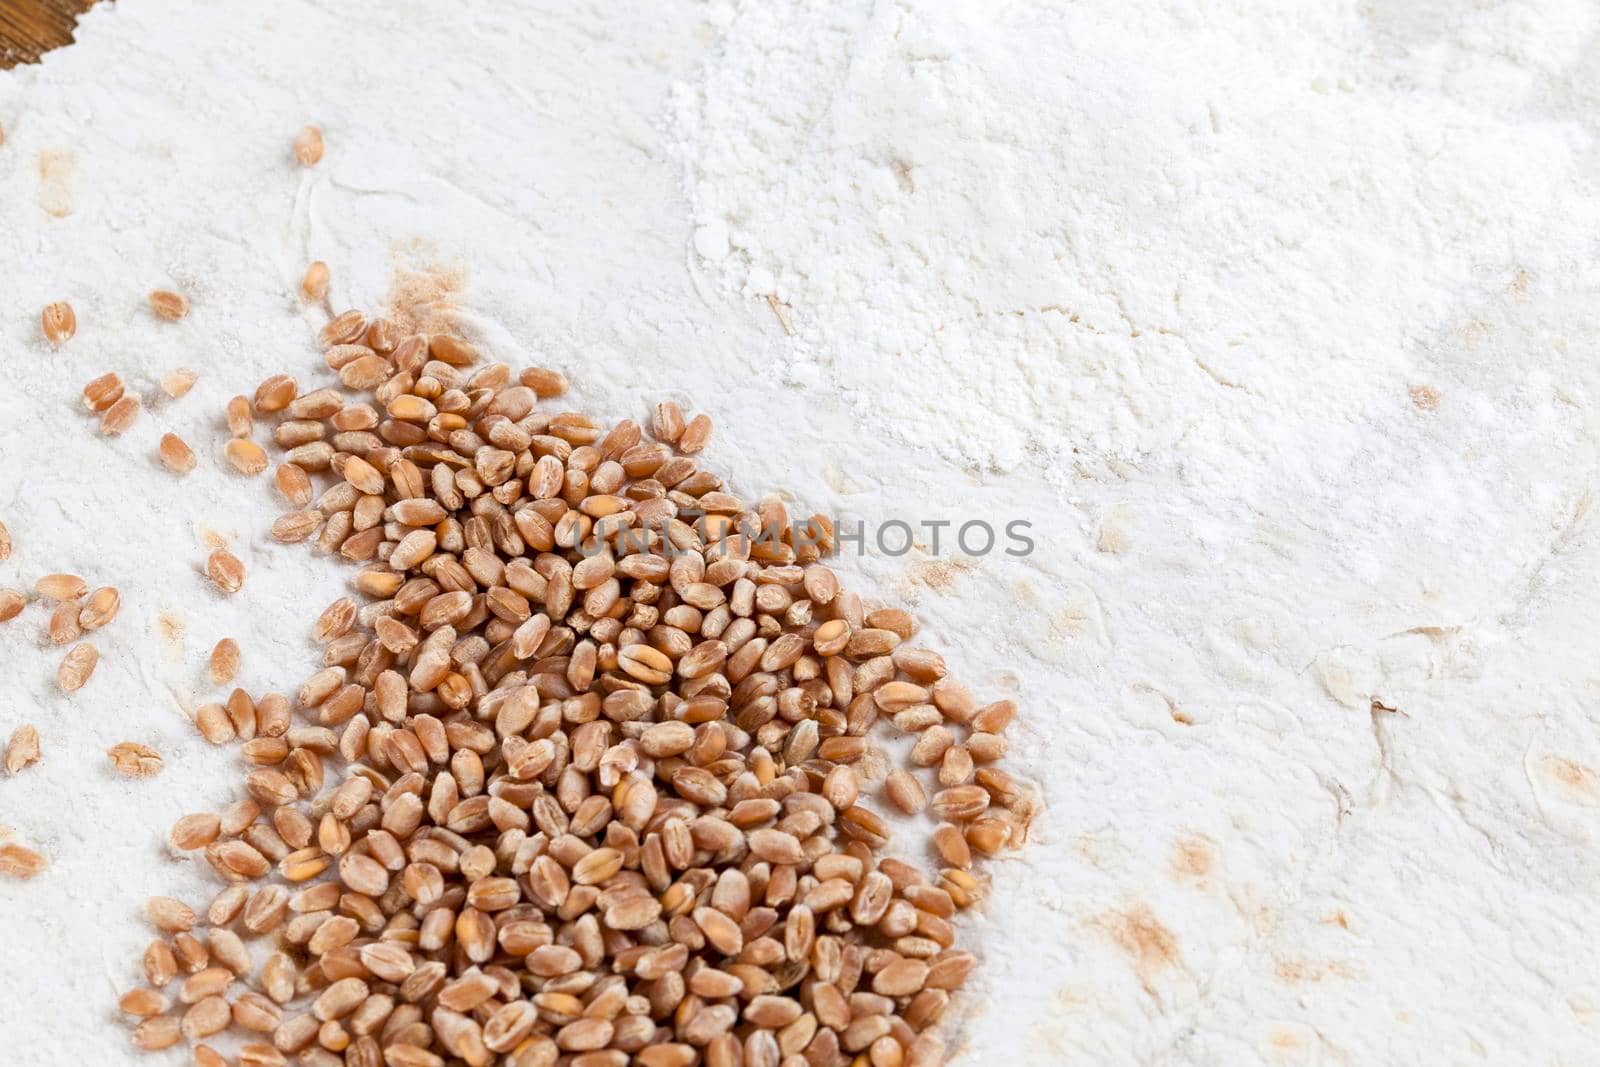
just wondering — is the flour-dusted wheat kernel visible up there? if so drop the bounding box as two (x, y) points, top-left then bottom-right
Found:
(4, 725), (40, 775)
(149, 289), (190, 321)
(293, 126), (324, 166)
(41, 301), (76, 344)
(158, 433), (197, 474)
(161, 367), (199, 399)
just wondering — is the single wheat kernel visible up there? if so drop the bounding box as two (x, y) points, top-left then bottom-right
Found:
(108, 742), (164, 778)
(101, 394), (142, 435)
(79, 586), (121, 630)
(35, 574), (86, 601)
(679, 413), (713, 454)
(206, 549), (245, 594)
(273, 463), (313, 506)
(885, 769), (928, 815)
(147, 896), (196, 932)
(58, 642), (99, 691)
(653, 400), (686, 444)
(301, 261), (330, 301)
(159, 433), (197, 474)
(48, 602), (81, 645)
(149, 289), (190, 321)
(169, 814), (220, 851)
(0, 589), (23, 622)
(294, 125), (325, 166)
(0, 841), (46, 879)
(225, 438), (269, 476)
(41, 301), (76, 344)
(161, 368), (199, 399)
(131, 1015), (181, 1051)
(4, 725), (40, 775)
(209, 639), (240, 685)
(226, 395), (253, 437)
(82, 372), (124, 413)
(194, 704), (235, 744)
(0, 521), (8, 561)
(118, 988), (169, 1017)
(519, 366), (567, 398)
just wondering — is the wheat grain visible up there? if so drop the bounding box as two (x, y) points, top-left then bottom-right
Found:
(4, 725), (40, 775)
(42, 301), (76, 344)
(301, 261), (330, 301)
(83, 372), (124, 413)
(293, 126), (324, 166)
(209, 638), (240, 684)
(158, 433), (197, 474)
(206, 549), (245, 594)
(101, 394), (142, 435)
(161, 367), (199, 399)
(149, 289), (190, 321)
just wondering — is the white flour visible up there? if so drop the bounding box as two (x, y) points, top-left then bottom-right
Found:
(674, 0), (1599, 475)
(3, 1), (1600, 1065)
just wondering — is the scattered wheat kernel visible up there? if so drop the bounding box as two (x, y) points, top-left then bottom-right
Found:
(0, 841), (46, 879)
(161, 367), (199, 399)
(41, 301), (76, 345)
(108, 742), (164, 778)
(679, 412), (713, 454)
(301, 261), (330, 301)
(209, 639), (240, 685)
(4, 725), (40, 775)
(79, 585), (121, 630)
(206, 550), (244, 594)
(48, 602), (81, 645)
(159, 433), (197, 474)
(82, 372), (124, 413)
(225, 438), (269, 476)
(226, 395), (253, 437)
(294, 125), (324, 166)
(35, 574), (86, 601)
(0, 590), (23, 622)
(0, 520), (8, 561)
(100, 394), (142, 435)
(58, 642), (99, 691)
(149, 289), (190, 321)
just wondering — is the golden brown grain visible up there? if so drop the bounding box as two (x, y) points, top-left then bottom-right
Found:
(0, 589), (23, 622)
(159, 433), (198, 474)
(273, 463), (313, 506)
(293, 125), (324, 166)
(57, 642), (98, 691)
(149, 289), (190, 321)
(100, 394), (142, 435)
(225, 438), (269, 476)
(108, 748), (164, 780)
(36, 573), (86, 601)
(78, 585), (120, 630)
(226, 395), (253, 437)
(0, 840), (46, 879)
(83, 372), (124, 413)
(0, 521), (7, 562)
(41, 301), (76, 345)
(47, 602), (81, 645)
(209, 639), (240, 685)
(4, 725), (40, 775)
(206, 549), (244, 594)
(301, 261), (330, 302)
(161, 367), (199, 399)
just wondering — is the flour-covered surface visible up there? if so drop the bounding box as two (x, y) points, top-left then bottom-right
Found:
(2, 0), (1598, 1064)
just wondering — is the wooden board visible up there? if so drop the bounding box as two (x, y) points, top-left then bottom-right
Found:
(0, 0), (96, 68)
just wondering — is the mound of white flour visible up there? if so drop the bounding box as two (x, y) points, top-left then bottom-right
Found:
(674, 0), (1598, 473)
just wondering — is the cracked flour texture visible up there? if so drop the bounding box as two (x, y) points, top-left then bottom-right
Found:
(2, 0), (1600, 1064)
